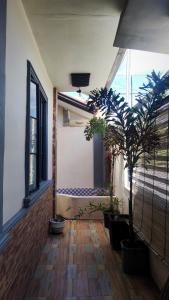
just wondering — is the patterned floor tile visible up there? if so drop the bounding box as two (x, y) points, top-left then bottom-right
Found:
(74, 270), (89, 297)
(130, 297), (143, 300)
(87, 265), (98, 279)
(24, 221), (159, 300)
(90, 297), (103, 300)
(84, 244), (93, 253)
(67, 264), (77, 279)
(69, 243), (77, 253)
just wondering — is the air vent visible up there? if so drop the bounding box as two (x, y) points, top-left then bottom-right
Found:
(71, 73), (90, 87)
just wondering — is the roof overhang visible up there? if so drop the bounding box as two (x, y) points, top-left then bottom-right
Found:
(58, 92), (93, 119)
(114, 0), (169, 54)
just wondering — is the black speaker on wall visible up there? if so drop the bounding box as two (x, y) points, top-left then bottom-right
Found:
(71, 73), (90, 87)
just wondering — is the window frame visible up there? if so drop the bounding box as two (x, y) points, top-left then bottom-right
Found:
(24, 61), (48, 205)
(0, 0), (7, 236)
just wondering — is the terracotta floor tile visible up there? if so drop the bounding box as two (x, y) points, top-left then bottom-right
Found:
(73, 270), (89, 297)
(90, 297), (103, 300)
(88, 278), (102, 297)
(24, 221), (159, 300)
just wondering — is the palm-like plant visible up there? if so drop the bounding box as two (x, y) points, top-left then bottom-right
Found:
(87, 71), (169, 243)
(84, 117), (120, 211)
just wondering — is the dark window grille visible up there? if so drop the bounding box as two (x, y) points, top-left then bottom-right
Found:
(25, 61), (48, 196)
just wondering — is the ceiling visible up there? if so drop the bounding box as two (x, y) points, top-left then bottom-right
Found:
(22, 0), (126, 93)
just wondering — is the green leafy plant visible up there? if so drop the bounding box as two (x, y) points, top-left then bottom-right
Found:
(84, 117), (107, 141)
(84, 117), (121, 210)
(87, 71), (169, 244)
(69, 196), (120, 219)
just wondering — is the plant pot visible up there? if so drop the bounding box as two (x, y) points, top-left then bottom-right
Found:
(121, 239), (149, 275)
(103, 211), (113, 228)
(49, 215), (65, 234)
(104, 211), (120, 228)
(108, 214), (129, 250)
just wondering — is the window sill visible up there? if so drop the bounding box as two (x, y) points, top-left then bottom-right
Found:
(23, 179), (52, 208)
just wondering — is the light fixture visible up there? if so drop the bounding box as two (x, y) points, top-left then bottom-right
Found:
(71, 73), (90, 96)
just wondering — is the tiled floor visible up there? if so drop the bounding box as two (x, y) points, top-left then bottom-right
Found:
(24, 220), (159, 300)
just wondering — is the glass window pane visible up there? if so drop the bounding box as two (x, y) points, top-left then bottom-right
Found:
(30, 118), (37, 153)
(131, 74), (148, 94)
(111, 54), (127, 98)
(29, 154), (37, 191)
(30, 81), (37, 118)
(40, 98), (47, 181)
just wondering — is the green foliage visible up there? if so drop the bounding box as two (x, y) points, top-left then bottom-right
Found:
(84, 117), (107, 141)
(87, 196), (120, 215)
(69, 196), (120, 219)
(86, 71), (169, 242)
(87, 71), (169, 170)
(84, 118), (121, 156)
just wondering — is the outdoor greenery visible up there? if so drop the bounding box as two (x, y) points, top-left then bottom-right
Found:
(84, 117), (121, 210)
(68, 196), (120, 219)
(86, 71), (169, 243)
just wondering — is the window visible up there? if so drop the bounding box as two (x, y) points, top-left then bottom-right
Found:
(25, 61), (48, 198)
(111, 49), (169, 107)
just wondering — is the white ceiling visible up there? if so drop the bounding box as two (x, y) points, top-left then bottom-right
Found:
(22, 0), (125, 93)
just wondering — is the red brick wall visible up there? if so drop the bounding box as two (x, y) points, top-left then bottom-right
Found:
(0, 186), (52, 300)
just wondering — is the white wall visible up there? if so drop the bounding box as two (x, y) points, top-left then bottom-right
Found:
(57, 195), (110, 219)
(58, 106), (63, 127)
(57, 108), (94, 188)
(3, 0), (53, 223)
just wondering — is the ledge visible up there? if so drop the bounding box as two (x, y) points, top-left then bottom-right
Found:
(0, 232), (10, 251)
(3, 209), (27, 233)
(23, 180), (52, 208)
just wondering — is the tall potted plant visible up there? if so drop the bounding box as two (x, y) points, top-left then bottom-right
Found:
(87, 71), (169, 271)
(84, 117), (122, 228)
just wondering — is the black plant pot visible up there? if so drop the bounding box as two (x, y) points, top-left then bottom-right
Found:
(103, 211), (113, 228)
(121, 239), (149, 275)
(108, 214), (129, 250)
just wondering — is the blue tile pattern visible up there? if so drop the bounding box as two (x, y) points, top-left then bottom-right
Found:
(56, 188), (106, 196)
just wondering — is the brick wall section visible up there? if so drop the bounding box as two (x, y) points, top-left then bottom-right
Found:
(0, 186), (52, 300)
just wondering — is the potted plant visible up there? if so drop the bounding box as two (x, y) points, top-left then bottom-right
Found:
(67, 108), (129, 249)
(88, 196), (121, 229)
(49, 214), (65, 234)
(87, 71), (169, 272)
(84, 117), (125, 228)
(70, 196), (120, 221)
(108, 213), (129, 250)
(49, 171), (66, 233)
(49, 164), (65, 234)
